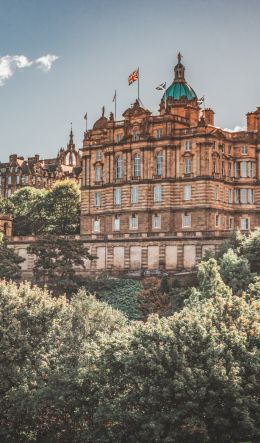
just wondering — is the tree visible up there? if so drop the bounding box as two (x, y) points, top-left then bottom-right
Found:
(88, 295), (260, 443)
(0, 236), (24, 280)
(28, 236), (94, 296)
(0, 196), (13, 214)
(197, 258), (231, 299)
(10, 187), (47, 236)
(242, 228), (260, 273)
(219, 248), (254, 294)
(44, 180), (80, 235)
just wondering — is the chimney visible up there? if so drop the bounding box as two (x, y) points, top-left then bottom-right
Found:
(204, 108), (215, 126)
(247, 108), (260, 132)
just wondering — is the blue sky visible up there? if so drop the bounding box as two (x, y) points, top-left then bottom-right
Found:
(0, 0), (259, 161)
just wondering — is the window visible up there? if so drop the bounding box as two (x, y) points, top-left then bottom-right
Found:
(115, 156), (123, 179)
(93, 219), (100, 232)
(235, 162), (240, 177)
(228, 189), (233, 204)
(248, 162), (254, 178)
(228, 161), (233, 177)
(229, 217), (234, 229)
(131, 186), (139, 204)
(153, 214), (161, 229)
(132, 132), (140, 141)
(156, 129), (162, 139)
(154, 185), (161, 202)
(228, 145), (232, 155)
(8, 176), (12, 185)
(183, 213), (191, 228)
(130, 214), (138, 229)
(95, 166), (102, 182)
(156, 151), (163, 176)
(213, 160), (217, 174)
(96, 151), (102, 161)
(241, 189), (248, 204)
(240, 218), (249, 230)
(248, 189), (254, 204)
(212, 141), (216, 150)
(184, 185), (191, 201)
(116, 133), (123, 143)
(241, 146), (248, 155)
(185, 141), (192, 151)
(220, 144), (225, 153)
(114, 188), (121, 206)
(133, 154), (141, 177)
(95, 191), (101, 207)
(215, 214), (220, 227)
(234, 189), (239, 203)
(241, 161), (247, 178)
(222, 161), (225, 176)
(114, 216), (120, 231)
(16, 175), (21, 184)
(185, 158), (191, 174)
(215, 186), (219, 200)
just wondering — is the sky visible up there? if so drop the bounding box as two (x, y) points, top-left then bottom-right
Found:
(0, 0), (259, 161)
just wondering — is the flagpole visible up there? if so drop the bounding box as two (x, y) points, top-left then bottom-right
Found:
(114, 90), (117, 121)
(138, 67), (140, 102)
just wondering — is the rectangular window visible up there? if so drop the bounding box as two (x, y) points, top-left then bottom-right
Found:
(114, 217), (120, 231)
(185, 141), (192, 151)
(228, 189), (233, 204)
(229, 217), (234, 229)
(215, 186), (219, 200)
(114, 188), (121, 206)
(93, 219), (100, 232)
(228, 161), (233, 177)
(183, 213), (191, 228)
(235, 162), (240, 177)
(240, 218), (249, 230)
(185, 158), (191, 174)
(241, 189), (248, 204)
(131, 186), (139, 204)
(184, 185), (191, 201)
(154, 185), (162, 202)
(222, 161), (225, 176)
(116, 133), (123, 143)
(130, 214), (138, 229)
(95, 166), (102, 182)
(234, 189), (240, 203)
(156, 129), (162, 139)
(215, 214), (220, 227)
(213, 160), (217, 174)
(153, 214), (161, 229)
(132, 132), (140, 141)
(228, 145), (232, 155)
(95, 191), (101, 207)
(248, 189), (254, 204)
(241, 161), (247, 178)
(96, 151), (102, 161)
(220, 144), (225, 153)
(248, 162), (254, 178)
(241, 146), (248, 155)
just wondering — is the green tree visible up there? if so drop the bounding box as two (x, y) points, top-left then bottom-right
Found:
(242, 228), (260, 273)
(10, 187), (47, 236)
(0, 196), (13, 214)
(89, 295), (260, 443)
(197, 258), (231, 299)
(0, 237), (24, 280)
(219, 248), (254, 294)
(44, 180), (80, 235)
(29, 236), (94, 296)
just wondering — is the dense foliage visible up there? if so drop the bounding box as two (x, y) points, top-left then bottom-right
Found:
(0, 234), (24, 280)
(8, 181), (80, 236)
(0, 281), (258, 442)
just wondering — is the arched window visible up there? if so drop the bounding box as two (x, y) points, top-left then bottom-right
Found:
(156, 151), (163, 176)
(66, 152), (76, 166)
(133, 154), (141, 178)
(115, 156), (123, 179)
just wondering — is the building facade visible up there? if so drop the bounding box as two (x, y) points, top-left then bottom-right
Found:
(79, 54), (260, 273)
(0, 129), (82, 197)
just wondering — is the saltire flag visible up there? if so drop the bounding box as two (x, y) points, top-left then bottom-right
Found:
(156, 82), (166, 90)
(128, 68), (139, 85)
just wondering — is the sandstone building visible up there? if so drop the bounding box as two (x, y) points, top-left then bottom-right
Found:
(79, 54), (260, 273)
(0, 129), (82, 197)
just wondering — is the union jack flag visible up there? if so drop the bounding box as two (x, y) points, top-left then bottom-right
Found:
(128, 68), (139, 85)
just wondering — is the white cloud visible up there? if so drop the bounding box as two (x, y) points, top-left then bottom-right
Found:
(0, 53), (59, 86)
(35, 54), (59, 72)
(223, 125), (246, 132)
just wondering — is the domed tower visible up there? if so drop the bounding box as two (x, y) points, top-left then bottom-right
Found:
(160, 53), (200, 127)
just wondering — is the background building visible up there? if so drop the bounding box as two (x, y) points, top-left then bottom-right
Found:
(80, 54), (260, 273)
(0, 129), (82, 197)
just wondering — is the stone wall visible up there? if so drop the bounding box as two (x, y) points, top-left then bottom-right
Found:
(8, 235), (224, 278)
